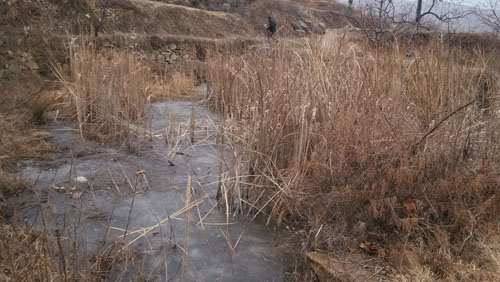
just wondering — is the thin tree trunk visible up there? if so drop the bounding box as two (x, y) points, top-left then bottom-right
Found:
(415, 0), (422, 31)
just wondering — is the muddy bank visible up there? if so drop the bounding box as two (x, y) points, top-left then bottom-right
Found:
(15, 95), (289, 281)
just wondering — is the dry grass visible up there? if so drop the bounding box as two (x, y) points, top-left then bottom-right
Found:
(0, 204), (138, 282)
(206, 36), (500, 280)
(55, 38), (153, 144)
(152, 71), (196, 99)
(0, 225), (60, 281)
(0, 92), (55, 220)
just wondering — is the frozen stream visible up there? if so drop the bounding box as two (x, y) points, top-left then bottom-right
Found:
(18, 90), (287, 281)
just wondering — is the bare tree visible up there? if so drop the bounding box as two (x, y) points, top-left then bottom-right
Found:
(342, 0), (474, 45)
(476, 0), (500, 34)
(415, 0), (473, 28)
(354, 0), (413, 44)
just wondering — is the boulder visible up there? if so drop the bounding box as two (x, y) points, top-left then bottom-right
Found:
(157, 54), (166, 62)
(307, 252), (372, 282)
(222, 3), (231, 13)
(318, 22), (326, 31)
(312, 23), (326, 34)
(293, 20), (310, 33)
(169, 43), (178, 51)
(25, 60), (39, 70)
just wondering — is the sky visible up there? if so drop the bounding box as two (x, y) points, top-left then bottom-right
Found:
(335, 0), (498, 31)
(460, 0), (493, 7)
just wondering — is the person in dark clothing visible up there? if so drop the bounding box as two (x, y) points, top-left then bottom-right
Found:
(266, 16), (277, 40)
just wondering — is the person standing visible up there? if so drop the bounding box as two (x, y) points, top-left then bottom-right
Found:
(266, 16), (277, 41)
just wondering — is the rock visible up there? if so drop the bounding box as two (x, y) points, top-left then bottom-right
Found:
(222, 3), (231, 13)
(157, 54), (166, 62)
(307, 252), (372, 282)
(150, 54), (157, 61)
(168, 43), (177, 51)
(183, 54), (190, 59)
(102, 41), (112, 48)
(318, 22), (326, 31)
(386, 246), (421, 275)
(171, 54), (178, 61)
(26, 60), (39, 70)
(295, 20), (310, 33)
(311, 22), (326, 34)
(75, 176), (89, 183)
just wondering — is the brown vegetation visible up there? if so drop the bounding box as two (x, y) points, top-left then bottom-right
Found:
(206, 35), (500, 280)
(2, 0), (500, 281)
(55, 39), (153, 144)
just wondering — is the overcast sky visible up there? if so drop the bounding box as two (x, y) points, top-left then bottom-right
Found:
(337, 0), (497, 9)
(460, 0), (494, 7)
(336, 0), (498, 31)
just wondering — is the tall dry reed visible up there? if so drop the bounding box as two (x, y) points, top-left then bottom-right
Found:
(207, 36), (500, 280)
(56, 39), (152, 144)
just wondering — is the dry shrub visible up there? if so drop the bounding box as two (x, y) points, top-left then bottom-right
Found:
(152, 71), (196, 99)
(168, 71), (195, 96)
(0, 225), (60, 281)
(0, 223), (136, 281)
(207, 36), (500, 279)
(56, 39), (153, 144)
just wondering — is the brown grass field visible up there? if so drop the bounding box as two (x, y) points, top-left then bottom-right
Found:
(1, 1), (500, 281)
(206, 34), (500, 280)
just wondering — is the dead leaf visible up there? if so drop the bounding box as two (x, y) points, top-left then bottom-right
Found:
(403, 199), (416, 214)
(347, 245), (357, 253)
(360, 240), (378, 255)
